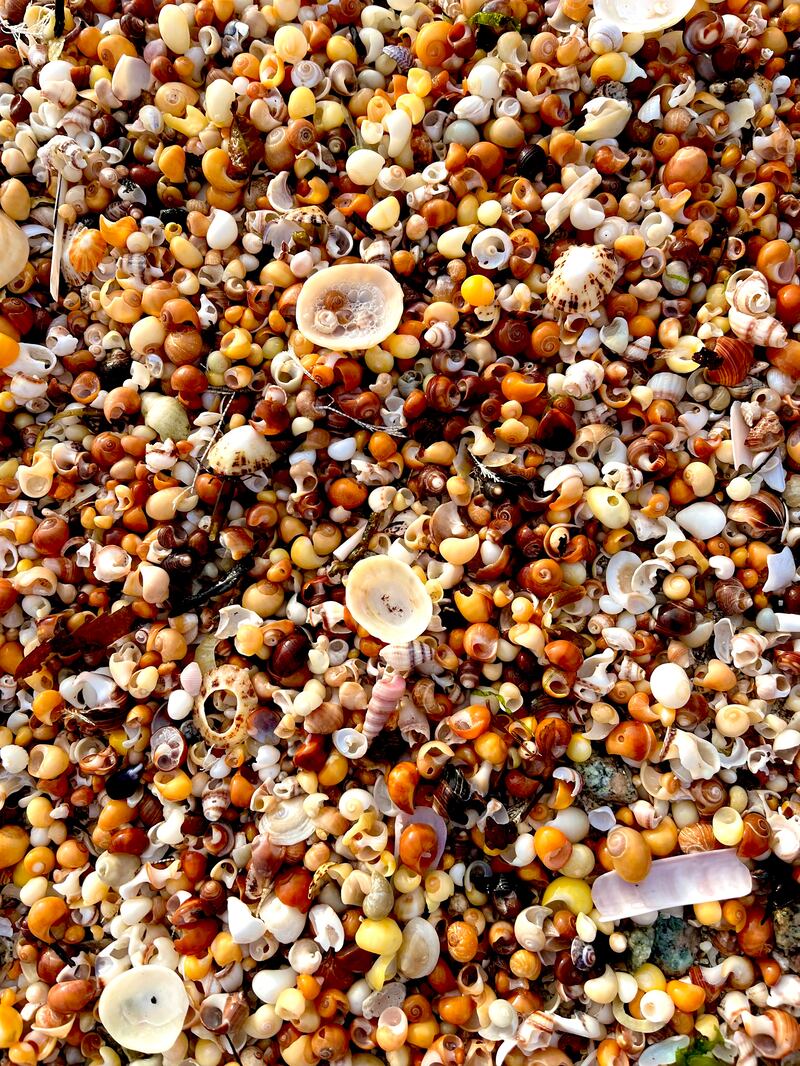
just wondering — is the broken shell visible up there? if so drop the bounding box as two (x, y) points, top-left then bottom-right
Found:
(206, 425), (278, 477)
(194, 664), (256, 747)
(345, 557), (433, 644)
(593, 0), (696, 33)
(0, 211), (30, 289)
(295, 264), (404, 351)
(97, 966), (189, 1053)
(575, 98), (632, 142)
(592, 849), (752, 922)
(546, 244), (617, 315)
(545, 169), (602, 236)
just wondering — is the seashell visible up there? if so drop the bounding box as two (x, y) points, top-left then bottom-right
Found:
(594, 0), (695, 33)
(206, 425), (278, 477)
(696, 337), (754, 387)
(677, 823), (717, 854)
(260, 795), (314, 846)
(363, 672), (406, 745)
(742, 1010), (800, 1059)
(604, 552), (669, 615)
(592, 849), (752, 922)
(379, 641), (435, 673)
(194, 664), (256, 748)
(295, 263), (404, 351)
(575, 97), (632, 142)
(141, 394), (191, 442)
(675, 501), (727, 540)
(728, 307), (788, 348)
(228, 896), (267, 944)
(587, 16), (623, 52)
(725, 269), (772, 316)
(714, 579), (753, 615)
(763, 547), (797, 595)
(66, 226), (108, 275)
(546, 243), (617, 314)
(346, 556), (433, 644)
(744, 411), (784, 453)
(727, 491), (787, 542)
(471, 229), (513, 270)
(97, 966), (189, 1053)
(396, 916), (440, 979)
(545, 169), (602, 236)
(0, 211), (29, 289)
(648, 372), (686, 403)
(202, 783), (231, 822)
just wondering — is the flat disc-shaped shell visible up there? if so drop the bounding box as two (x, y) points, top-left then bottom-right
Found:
(594, 0), (695, 32)
(346, 556), (432, 644)
(546, 244), (617, 315)
(296, 263), (404, 351)
(98, 965), (189, 1053)
(0, 211), (29, 289)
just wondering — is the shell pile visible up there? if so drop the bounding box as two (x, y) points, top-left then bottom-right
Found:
(1, 0), (800, 1063)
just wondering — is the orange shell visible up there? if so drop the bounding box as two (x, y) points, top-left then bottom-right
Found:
(68, 228), (108, 274)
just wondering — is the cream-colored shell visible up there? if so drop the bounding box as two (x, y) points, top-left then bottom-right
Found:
(546, 243), (617, 314)
(594, 0), (696, 33)
(97, 965), (189, 1053)
(206, 425), (278, 477)
(345, 556), (432, 644)
(0, 211), (29, 289)
(295, 263), (404, 351)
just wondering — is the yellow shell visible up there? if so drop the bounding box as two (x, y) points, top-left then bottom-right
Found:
(68, 227), (108, 275)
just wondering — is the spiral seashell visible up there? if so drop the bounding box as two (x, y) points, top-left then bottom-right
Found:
(727, 491), (787, 542)
(677, 822), (718, 854)
(697, 337), (754, 386)
(726, 269), (772, 316)
(67, 226), (108, 275)
(648, 372), (687, 403)
(471, 229), (513, 270)
(714, 578), (753, 614)
(587, 17), (623, 52)
(728, 307), (788, 348)
(744, 411), (784, 453)
(546, 243), (617, 314)
(379, 641), (435, 673)
(363, 672), (407, 745)
(743, 1009), (800, 1059)
(202, 783), (231, 822)
(260, 795), (314, 846)
(424, 321), (457, 349)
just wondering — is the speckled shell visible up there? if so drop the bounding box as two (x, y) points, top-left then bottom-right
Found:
(206, 425), (278, 477)
(194, 664), (257, 747)
(345, 556), (433, 644)
(546, 243), (617, 314)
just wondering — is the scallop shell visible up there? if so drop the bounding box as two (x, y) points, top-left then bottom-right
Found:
(592, 849), (752, 921)
(295, 263), (404, 351)
(206, 425), (278, 477)
(67, 226), (108, 275)
(0, 211), (30, 289)
(697, 337), (754, 386)
(97, 966), (189, 1054)
(345, 556), (433, 644)
(260, 795), (314, 846)
(593, 0), (696, 33)
(546, 244), (617, 314)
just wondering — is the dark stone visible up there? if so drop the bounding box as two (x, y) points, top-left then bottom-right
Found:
(774, 902), (800, 972)
(579, 756), (638, 808)
(652, 915), (700, 976)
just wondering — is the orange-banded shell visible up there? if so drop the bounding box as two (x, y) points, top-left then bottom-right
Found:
(677, 822), (717, 854)
(68, 226), (108, 275)
(697, 337), (754, 386)
(546, 243), (617, 314)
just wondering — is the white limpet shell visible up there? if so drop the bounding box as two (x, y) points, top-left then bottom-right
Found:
(0, 212), (30, 290)
(206, 425), (278, 477)
(346, 556), (433, 644)
(546, 243), (617, 315)
(592, 850), (752, 922)
(593, 0), (696, 34)
(295, 263), (404, 351)
(97, 965), (189, 1053)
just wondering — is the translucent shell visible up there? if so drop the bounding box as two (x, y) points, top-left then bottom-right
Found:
(68, 226), (108, 275)
(345, 557), (432, 644)
(97, 966), (189, 1053)
(295, 263), (404, 351)
(546, 243), (617, 314)
(206, 425), (278, 477)
(593, 0), (696, 33)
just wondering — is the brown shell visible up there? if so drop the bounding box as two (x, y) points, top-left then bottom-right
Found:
(698, 336), (754, 386)
(744, 411), (784, 453)
(713, 578), (753, 614)
(727, 490), (787, 542)
(677, 822), (717, 854)
(546, 243), (617, 314)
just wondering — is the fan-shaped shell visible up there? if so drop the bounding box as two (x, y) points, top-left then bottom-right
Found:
(345, 557), (433, 644)
(296, 263), (404, 351)
(68, 226), (108, 274)
(546, 244), (617, 314)
(594, 0), (696, 33)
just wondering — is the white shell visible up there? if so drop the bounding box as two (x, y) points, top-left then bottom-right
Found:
(593, 0), (696, 33)
(346, 556), (433, 644)
(228, 896), (267, 944)
(260, 795), (313, 846)
(545, 169), (602, 235)
(397, 916), (441, 979)
(675, 501), (727, 539)
(649, 662), (691, 709)
(471, 228), (513, 270)
(648, 372), (686, 403)
(593, 850), (752, 921)
(295, 263), (404, 351)
(97, 965), (189, 1053)
(206, 425), (278, 477)
(546, 243), (617, 314)
(575, 98), (632, 142)
(0, 211), (30, 289)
